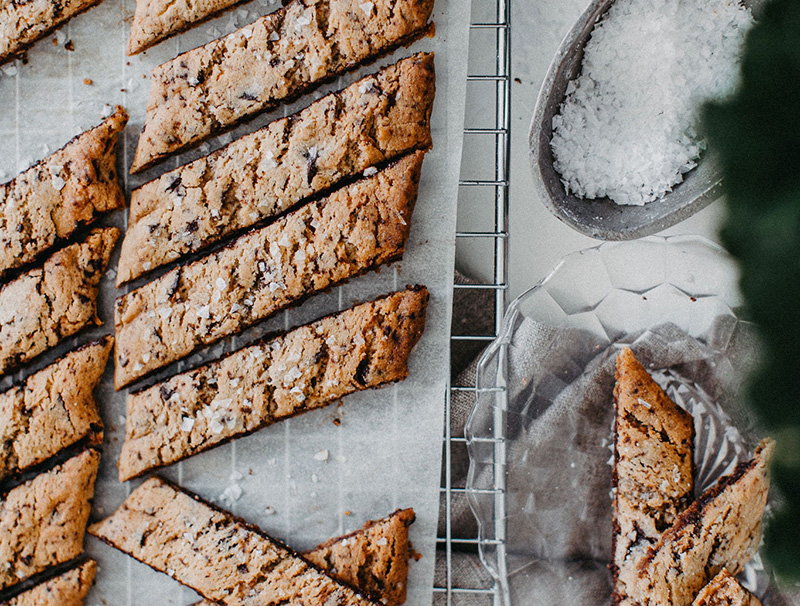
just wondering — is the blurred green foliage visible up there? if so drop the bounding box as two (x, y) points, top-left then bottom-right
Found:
(704, 0), (800, 583)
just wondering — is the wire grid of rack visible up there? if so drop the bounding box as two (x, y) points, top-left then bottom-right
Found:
(436, 0), (511, 603)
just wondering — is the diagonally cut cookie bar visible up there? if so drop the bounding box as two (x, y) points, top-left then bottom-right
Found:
(632, 440), (774, 606)
(118, 53), (434, 285)
(0, 449), (100, 591)
(0, 107), (126, 281)
(89, 477), (383, 606)
(691, 569), (762, 606)
(0, 0), (107, 65)
(0, 227), (119, 377)
(118, 286), (428, 480)
(130, 0), (435, 171)
(114, 151), (423, 388)
(3, 559), (97, 606)
(304, 508), (416, 606)
(193, 508), (416, 606)
(0, 337), (112, 482)
(612, 348), (695, 606)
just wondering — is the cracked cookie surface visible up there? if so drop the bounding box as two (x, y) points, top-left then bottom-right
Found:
(4, 559), (97, 606)
(118, 286), (427, 479)
(114, 152), (423, 388)
(90, 477), (382, 606)
(632, 440), (773, 606)
(0, 337), (111, 481)
(0, 449), (100, 591)
(691, 569), (762, 606)
(130, 0), (434, 171)
(119, 53), (433, 285)
(193, 508), (416, 606)
(0, 108), (126, 280)
(612, 348), (695, 606)
(0, 0), (105, 64)
(0, 227), (119, 377)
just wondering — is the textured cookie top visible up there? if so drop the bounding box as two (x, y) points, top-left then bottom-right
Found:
(3, 559), (97, 606)
(633, 440), (774, 606)
(118, 53), (434, 285)
(0, 0), (103, 64)
(691, 569), (762, 606)
(0, 227), (119, 377)
(612, 348), (695, 606)
(114, 152), (423, 388)
(90, 477), (382, 606)
(0, 449), (100, 591)
(0, 337), (112, 481)
(193, 508), (416, 606)
(0, 107), (126, 280)
(118, 286), (428, 479)
(131, 0), (435, 171)
(305, 508), (416, 606)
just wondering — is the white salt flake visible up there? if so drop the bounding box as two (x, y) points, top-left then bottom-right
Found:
(269, 31), (280, 41)
(180, 416), (195, 432)
(359, 1), (374, 16)
(550, 0), (754, 206)
(363, 166), (378, 177)
(313, 449), (329, 462)
(197, 305), (211, 319)
(376, 537), (388, 546)
(51, 175), (66, 191)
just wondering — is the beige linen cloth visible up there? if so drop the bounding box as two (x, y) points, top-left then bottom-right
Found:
(437, 272), (800, 606)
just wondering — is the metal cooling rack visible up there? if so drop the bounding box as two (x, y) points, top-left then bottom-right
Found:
(437, 0), (511, 603)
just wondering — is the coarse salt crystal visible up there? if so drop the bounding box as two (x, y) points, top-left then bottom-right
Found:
(363, 166), (378, 177)
(550, 0), (753, 206)
(376, 537), (388, 546)
(181, 416), (195, 432)
(51, 175), (66, 191)
(359, 1), (374, 16)
(269, 31), (280, 41)
(197, 305), (211, 319)
(313, 449), (329, 462)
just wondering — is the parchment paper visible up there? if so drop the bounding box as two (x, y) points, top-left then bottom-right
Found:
(0, 0), (470, 602)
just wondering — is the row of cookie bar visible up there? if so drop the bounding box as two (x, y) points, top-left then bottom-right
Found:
(91, 478), (399, 606)
(114, 150), (424, 387)
(130, 0), (435, 170)
(118, 53), (434, 285)
(0, 106), (124, 602)
(612, 350), (772, 606)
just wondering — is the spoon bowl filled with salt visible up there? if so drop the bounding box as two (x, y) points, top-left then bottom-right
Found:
(529, 0), (761, 240)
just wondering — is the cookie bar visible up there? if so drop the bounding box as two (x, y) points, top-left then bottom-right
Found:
(632, 440), (774, 606)
(130, 0), (435, 171)
(89, 477), (383, 606)
(0, 0), (105, 65)
(0, 227), (119, 377)
(114, 151), (423, 388)
(194, 508), (416, 606)
(0, 108), (126, 280)
(0, 337), (112, 482)
(0, 449), (100, 591)
(691, 570), (762, 606)
(118, 53), (434, 285)
(118, 286), (428, 480)
(612, 348), (695, 606)
(304, 508), (415, 606)
(3, 559), (97, 606)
